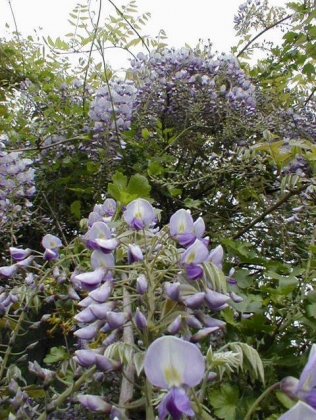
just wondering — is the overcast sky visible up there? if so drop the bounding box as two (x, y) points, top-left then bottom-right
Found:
(1, 0), (288, 69)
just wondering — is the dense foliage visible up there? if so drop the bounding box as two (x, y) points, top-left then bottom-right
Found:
(0, 0), (315, 419)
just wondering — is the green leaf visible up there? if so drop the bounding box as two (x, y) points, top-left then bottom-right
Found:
(107, 171), (128, 202)
(229, 342), (264, 383)
(127, 174), (151, 198)
(43, 346), (68, 364)
(203, 262), (227, 293)
(133, 351), (145, 376)
(147, 160), (164, 176)
(302, 62), (315, 77)
(209, 384), (239, 419)
(70, 200), (81, 219)
(141, 128), (150, 139)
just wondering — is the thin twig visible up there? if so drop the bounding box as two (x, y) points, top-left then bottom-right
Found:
(108, 0), (150, 54)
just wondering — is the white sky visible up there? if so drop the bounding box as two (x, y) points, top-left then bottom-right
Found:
(1, 0), (288, 69)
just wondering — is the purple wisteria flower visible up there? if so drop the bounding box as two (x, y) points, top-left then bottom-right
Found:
(128, 244), (144, 263)
(123, 198), (156, 230)
(281, 344), (316, 409)
(169, 209), (195, 246)
(144, 336), (205, 420)
(9, 247), (32, 261)
(82, 221), (117, 253)
(42, 234), (62, 261)
(278, 401), (316, 420)
(181, 239), (209, 280)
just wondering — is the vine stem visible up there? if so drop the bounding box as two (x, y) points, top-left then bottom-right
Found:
(118, 286), (135, 416)
(0, 310), (26, 382)
(244, 382), (280, 420)
(36, 366), (97, 420)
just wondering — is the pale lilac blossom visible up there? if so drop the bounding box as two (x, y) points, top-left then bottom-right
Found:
(144, 336), (205, 420)
(123, 198), (156, 230)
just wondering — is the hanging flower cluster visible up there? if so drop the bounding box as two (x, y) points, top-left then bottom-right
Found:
(0, 137), (36, 233)
(65, 197), (243, 418)
(89, 80), (137, 147)
(0, 196), (260, 419)
(129, 47), (257, 136)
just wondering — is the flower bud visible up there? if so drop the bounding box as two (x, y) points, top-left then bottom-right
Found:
(167, 315), (182, 334)
(190, 327), (219, 343)
(77, 394), (112, 413)
(135, 307), (147, 330)
(136, 274), (148, 294)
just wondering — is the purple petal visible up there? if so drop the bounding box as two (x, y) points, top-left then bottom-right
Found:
(74, 307), (97, 323)
(135, 307), (147, 330)
(91, 251), (114, 271)
(183, 292), (205, 309)
(106, 311), (130, 330)
(278, 401), (316, 420)
(196, 313), (226, 329)
(74, 322), (101, 340)
(95, 354), (118, 372)
(204, 289), (230, 310)
(185, 315), (203, 329)
(193, 217), (205, 238)
(75, 268), (106, 291)
(77, 395), (112, 413)
(207, 245), (224, 269)
(42, 234), (62, 250)
(94, 238), (118, 253)
(0, 264), (18, 278)
(9, 247), (32, 261)
(164, 282), (180, 301)
(158, 387), (194, 420)
(185, 264), (204, 280)
(102, 198), (116, 216)
(298, 344), (316, 392)
(136, 274), (148, 294)
(89, 302), (115, 320)
(89, 282), (113, 303)
(128, 244), (144, 263)
(169, 209), (194, 240)
(81, 222), (111, 250)
(16, 256), (34, 267)
(181, 240), (209, 265)
(190, 327), (220, 343)
(167, 315), (182, 334)
(43, 248), (59, 261)
(74, 350), (96, 367)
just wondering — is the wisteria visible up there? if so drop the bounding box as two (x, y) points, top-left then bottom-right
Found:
(129, 48), (257, 138)
(89, 80), (137, 149)
(0, 136), (36, 234)
(0, 196), (246, 419)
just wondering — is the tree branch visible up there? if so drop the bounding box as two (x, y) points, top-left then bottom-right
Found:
(233, 184), (307, 240)
(237, 14), (293, 58)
